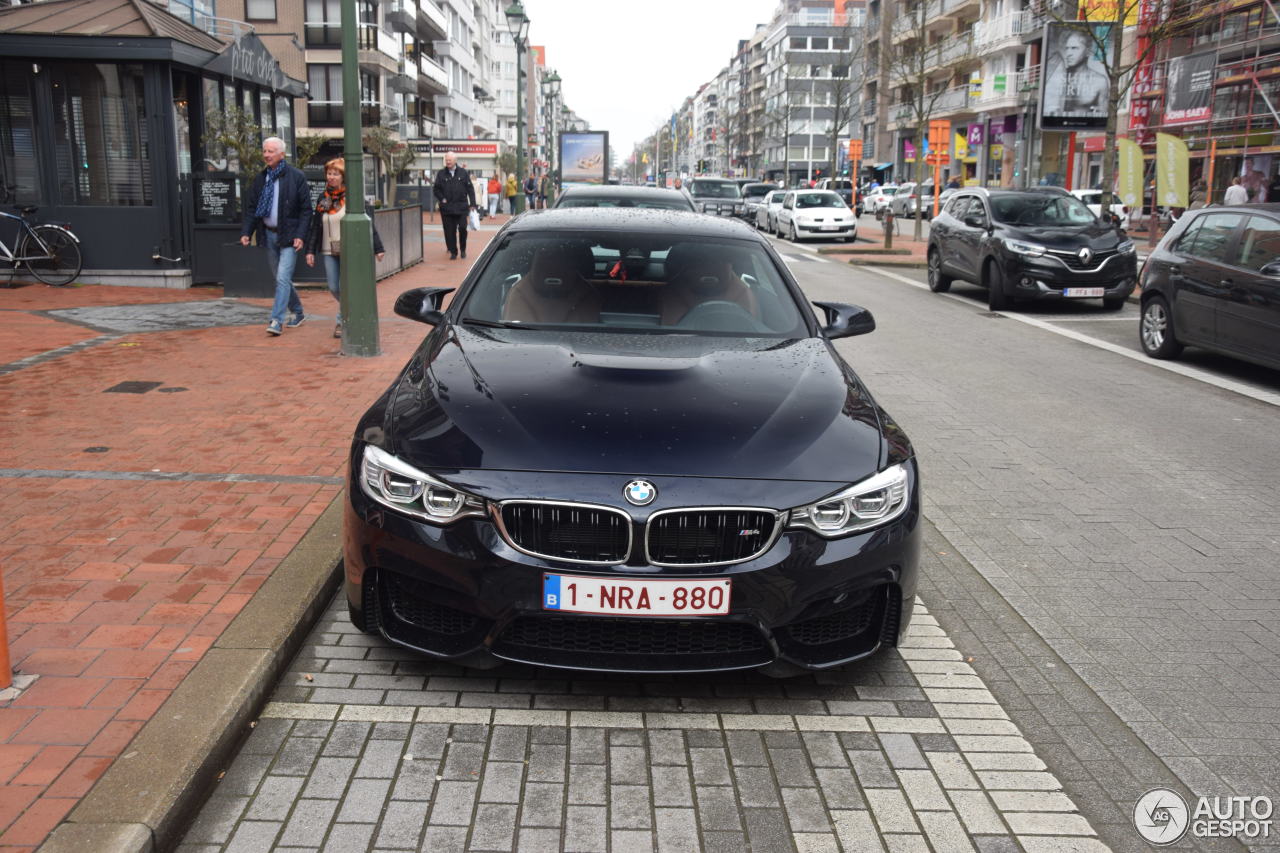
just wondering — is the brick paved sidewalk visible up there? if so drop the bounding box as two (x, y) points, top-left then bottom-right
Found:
(0, 230), (492, 851)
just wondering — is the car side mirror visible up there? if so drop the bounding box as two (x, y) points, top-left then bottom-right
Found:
(962, 214), (986, 228)
(1261, 261), (1280, 277)
(394, 286), (455, 325)
(813, 301), (875, 339)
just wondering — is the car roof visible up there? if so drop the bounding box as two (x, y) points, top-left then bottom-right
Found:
(503, 207), (763, 238)
(1189, 202), (1280, 214)
(557, 186), (689, 201)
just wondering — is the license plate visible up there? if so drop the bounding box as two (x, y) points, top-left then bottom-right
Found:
(543, 574), (731, 616)
(1063, 287), (1105, 298)
(820, 226), (841, 231)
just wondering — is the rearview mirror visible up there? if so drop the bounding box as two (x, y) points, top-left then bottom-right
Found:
(812, 301), (875, 339)
(394, 286), (455, 325)
(1261, 261), (1280, 278)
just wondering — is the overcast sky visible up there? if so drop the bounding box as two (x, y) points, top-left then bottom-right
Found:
(524, 0), (780, 162)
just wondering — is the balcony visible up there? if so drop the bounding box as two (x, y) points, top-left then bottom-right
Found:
(417, 53), (449, 94)
(863, 96), (877, 116)
(389, 60), (417, 94)
(356, 24), (402, 74)
(942, 0), (980, 18)
(386, 0), (414, 33)
(929, 84), (975, 116)
(926, 33), (976, 69)
(417, 0), (447, 41)
(970, 69), (1033, 110)
(974, 13), (1026, 49)
(308, 100), (384, 128)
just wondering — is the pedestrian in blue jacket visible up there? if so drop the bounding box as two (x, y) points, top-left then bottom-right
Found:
(241, 137), (312, 336)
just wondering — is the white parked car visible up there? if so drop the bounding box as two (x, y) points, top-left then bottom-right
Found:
(866, 184), (898, 215)
(1070, 189), (1132, 229)
(756, 190), (786, 233)
(889, 181), (936, 219)
(775, 190), (858, 243)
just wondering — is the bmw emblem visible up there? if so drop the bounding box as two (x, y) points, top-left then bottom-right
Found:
(623, 479), (657, 506)
(1078, 247), (1093, 264)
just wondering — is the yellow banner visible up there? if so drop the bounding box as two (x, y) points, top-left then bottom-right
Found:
(1117, 138), (1143, 207)
(1156, 133), (1189, 208)
(1083, 0), (1139, 26)
(954, 132), (968, 160)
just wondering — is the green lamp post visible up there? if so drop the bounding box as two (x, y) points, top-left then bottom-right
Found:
(505, 1), (530, 214)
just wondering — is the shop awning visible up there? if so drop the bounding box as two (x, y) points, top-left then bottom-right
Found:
(873, 162), (893, 170)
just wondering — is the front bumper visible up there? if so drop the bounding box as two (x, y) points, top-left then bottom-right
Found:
(344, 467), (920, 675)
(1000, 252), (1139, 300)
(797, 222), (857, 238)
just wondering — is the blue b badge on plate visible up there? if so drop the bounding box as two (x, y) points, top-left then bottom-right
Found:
(543, 574), (562, 609)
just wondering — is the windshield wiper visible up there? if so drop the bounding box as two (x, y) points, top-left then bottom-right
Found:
(461, 318), (544, 329)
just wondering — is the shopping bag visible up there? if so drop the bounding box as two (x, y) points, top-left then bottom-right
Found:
(468, 209), (480, 231)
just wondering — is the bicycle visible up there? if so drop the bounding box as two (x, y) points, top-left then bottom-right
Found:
(0, 201), (83, 287)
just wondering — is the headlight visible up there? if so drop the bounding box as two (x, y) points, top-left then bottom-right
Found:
(1117, 240), (1136, 254)
(787, 463), (911, 538)
(1003, 238), (1046, 257)
(359, 445), (486, 524)
(796, 215), (812, 224)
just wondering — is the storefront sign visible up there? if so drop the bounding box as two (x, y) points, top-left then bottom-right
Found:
(410, 141), (501, 155)
(205, 33), (288, 91)
(968, 125), (985, 146)
(1165, 52), (1215, 124)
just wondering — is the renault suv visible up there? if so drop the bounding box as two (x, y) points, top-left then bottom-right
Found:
(926, 188), (1138, 311)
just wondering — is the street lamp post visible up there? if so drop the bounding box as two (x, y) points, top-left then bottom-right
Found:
(339, 0), (378, 356)
(541, 70), (561, 196)
(505, 1), (530, 214)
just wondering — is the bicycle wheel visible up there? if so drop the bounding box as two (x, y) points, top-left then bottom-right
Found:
(21, 225), (82, 286)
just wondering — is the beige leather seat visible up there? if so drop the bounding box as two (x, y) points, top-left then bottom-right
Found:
(502, 243), (601, 324)
(659, 243), (759, 325)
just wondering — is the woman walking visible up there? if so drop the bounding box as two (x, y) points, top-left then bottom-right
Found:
(504, 174), (518, 215)
(305, 158), (384, 338)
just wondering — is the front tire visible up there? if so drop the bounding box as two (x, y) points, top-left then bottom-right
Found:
(927, 249), (952, 293)
(789, 222), (800, 243)
(1140, 295), (1183, 358)
(22, 225), (82, 286)
(985, 261), (1009, 311)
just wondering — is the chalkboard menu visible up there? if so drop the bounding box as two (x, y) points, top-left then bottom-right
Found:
(195, 173), (239, 223)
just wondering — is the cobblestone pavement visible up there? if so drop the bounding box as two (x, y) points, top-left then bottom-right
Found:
(179, 595), (1103, 853)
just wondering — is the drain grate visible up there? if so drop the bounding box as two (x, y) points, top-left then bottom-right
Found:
(104, 381), (163, 394)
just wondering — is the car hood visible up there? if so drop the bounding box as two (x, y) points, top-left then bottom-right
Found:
(382, 327), (891, 483)
(998, 220), (1123, 250)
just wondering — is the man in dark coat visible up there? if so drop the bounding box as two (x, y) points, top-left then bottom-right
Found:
(432, 151), (477, 259)
(241, 136), (312, 336)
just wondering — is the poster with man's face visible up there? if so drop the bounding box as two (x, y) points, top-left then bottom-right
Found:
(1164, 52), (1215, 124)
(1039, 22), (1112, 130)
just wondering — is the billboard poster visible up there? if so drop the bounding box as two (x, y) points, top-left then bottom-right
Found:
(560, 131), (609, 185)
(1164, 52), (1215, 125)
(1039, 22), (1112, 130)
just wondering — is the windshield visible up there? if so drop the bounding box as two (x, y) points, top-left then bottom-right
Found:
(460, 232), (807, 337)
(558, 196), (692, 211)
(690, 180), (742, 199)
(795, 192), (845, 209)
(991, 195), (1098, 226)
(742, 184), (774, 199)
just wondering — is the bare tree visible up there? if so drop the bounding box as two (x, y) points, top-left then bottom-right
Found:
(886, 3), (977, 240)
(362, 126), (415, 206)
(295, 133), (328, 169)
(1038, 0), (1196, 220)
(825, 16), (868, 183)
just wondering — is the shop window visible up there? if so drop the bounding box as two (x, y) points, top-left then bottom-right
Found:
(51, 63), (152, 206)
(0, 60), (39, 203)
(246, 0), (276, 20)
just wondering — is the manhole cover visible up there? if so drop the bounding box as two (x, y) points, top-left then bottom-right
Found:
(49, 299), (269, 333)
(84, 446), (110, 453)
(104, 381), (163, 394)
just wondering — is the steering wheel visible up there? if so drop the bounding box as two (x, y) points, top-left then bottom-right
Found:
(676, 300), (767, 333)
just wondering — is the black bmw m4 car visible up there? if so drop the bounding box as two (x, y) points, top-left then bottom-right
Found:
(345, 209), (921, 675)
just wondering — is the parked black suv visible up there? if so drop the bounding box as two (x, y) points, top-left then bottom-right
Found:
(927, 188), (1138, 310)
(1138, 204), (1280, 370)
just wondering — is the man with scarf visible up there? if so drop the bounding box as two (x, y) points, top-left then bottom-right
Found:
(432, 151), (476, 260)
(241, 137), (312, 335)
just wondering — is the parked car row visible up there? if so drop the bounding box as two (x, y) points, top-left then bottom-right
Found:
(750, 189), (857, 243)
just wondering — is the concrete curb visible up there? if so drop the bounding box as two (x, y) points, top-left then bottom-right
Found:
(38, 493), (347, 853)
(846, 258), (928, 269)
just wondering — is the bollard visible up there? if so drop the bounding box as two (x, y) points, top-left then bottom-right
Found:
(884, 209), (894, 250)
